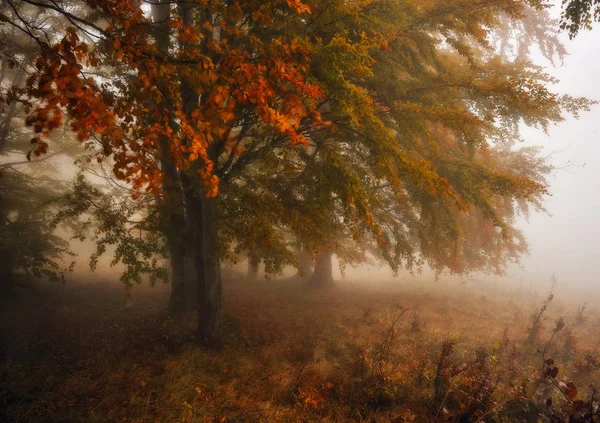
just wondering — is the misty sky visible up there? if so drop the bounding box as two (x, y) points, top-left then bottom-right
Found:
(510, 25), (600, 288)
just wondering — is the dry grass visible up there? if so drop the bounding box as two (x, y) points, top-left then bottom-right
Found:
(1, 277), (600, 422)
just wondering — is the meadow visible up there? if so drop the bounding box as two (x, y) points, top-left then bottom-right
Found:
(1, 276), (598, 423)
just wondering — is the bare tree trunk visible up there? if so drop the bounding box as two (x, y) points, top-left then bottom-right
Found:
(307, 250), (334, 289)
(0, 102), (18, 153)
(295, 242), (312, 278)
(166, 228), (186, 313)
(181, 196), (199, 309)
(179, 87), (223, 342)
(247, 255), (259, 281)
(151, 0), (188, 314)
(184, 185), (223, 344)
(177, 2), (223, 344)
(183, 210), (198, 310)
(162, 153), (187, 315)
(199, 196), (223, 343)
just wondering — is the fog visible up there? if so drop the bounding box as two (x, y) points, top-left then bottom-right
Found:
(508, 26), (600, 293)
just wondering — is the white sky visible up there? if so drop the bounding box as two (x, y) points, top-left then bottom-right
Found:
(510, 25), (600, 289)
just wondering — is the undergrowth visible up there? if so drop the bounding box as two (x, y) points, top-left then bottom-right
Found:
(1, 280), (600, 422)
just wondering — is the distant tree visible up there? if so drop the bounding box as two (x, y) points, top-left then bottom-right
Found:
(0, 40), (75, 292)
(0, 167), (75, 291)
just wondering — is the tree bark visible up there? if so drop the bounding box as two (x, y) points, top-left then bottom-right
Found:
(166, 224), (186, 313)
(151, 0), (188, 314)
(307, 250), (334, 289)
(181, 196), (198, 309)
(162, 157), (187, 315)
(0, 102), (18, 153)
(177, 2), (223, 343)
(295, 243), (312, 278)
(247, 255), (259, 280)
(199, 196), (223, 343)
(184, 185), (223, 344)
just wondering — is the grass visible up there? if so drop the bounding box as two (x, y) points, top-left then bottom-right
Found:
(1, 276), (600, 422)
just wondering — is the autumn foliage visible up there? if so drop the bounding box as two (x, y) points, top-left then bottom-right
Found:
(2, 1), (600, 421)
(0, 0), (594, 342)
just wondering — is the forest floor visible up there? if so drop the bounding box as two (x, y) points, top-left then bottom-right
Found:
(1, 276), (599, 422)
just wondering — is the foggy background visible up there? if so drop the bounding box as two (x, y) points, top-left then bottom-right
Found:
(507, 24), (600, 292)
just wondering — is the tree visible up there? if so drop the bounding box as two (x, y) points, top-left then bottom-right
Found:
(5, 0), (325, 343)
(0, 35), (76, 291)
(2, 0), (593, 342)
(0, 167), (74, 291)
(291, 0), (590, 280)
(149, 0), (190, 313)
(560, 0), (600, 37)
(223, 0), (590, 287)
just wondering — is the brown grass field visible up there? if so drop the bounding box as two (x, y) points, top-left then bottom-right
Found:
(1, 277), (599, 422)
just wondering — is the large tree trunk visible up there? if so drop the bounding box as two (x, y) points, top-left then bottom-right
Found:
(162, 152), (187, 315)
(183, 254), (198, 309)
(199, 197), (223, 342)
(307, 250), (334, 289)
(166, 221), (186, 313)
(183, 203), (198, 310)
(185, 187), (223, 344)
(247, 255), (259, 281)
(178, 2), (223, 343)
(295, 243), (312, 278)
(151, 0), (188, 314)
